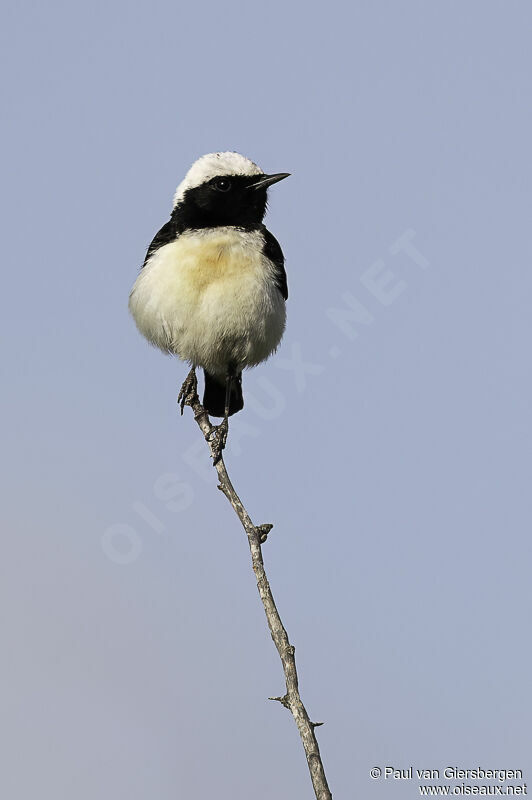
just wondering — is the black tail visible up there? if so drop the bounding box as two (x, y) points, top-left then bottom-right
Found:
(203, 370), (244, 418)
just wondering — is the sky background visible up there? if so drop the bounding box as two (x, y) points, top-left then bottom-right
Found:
(2, 2), (532, 798)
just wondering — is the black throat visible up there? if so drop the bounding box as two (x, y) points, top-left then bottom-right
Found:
(171, 175), (268, 233)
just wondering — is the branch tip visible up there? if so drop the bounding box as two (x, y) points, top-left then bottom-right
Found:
(268, 694), (290, 709)
(255, 523), (273, 543)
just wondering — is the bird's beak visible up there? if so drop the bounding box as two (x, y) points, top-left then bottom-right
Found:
(249, 173), (290, 191)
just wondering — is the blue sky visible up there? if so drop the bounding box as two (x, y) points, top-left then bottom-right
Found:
(2, 2), (531, 798)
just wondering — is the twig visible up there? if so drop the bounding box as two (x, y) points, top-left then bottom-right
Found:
(178, 368), (333, 800)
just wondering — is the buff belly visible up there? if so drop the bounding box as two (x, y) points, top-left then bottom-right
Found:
(128, 227), (286, 376)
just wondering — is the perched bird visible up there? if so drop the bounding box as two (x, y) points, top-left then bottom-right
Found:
(129, 151), (289, 458)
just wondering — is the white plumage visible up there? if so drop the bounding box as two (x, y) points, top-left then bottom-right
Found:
(173, 152), (263, 207)
(129, 226), (286, 376)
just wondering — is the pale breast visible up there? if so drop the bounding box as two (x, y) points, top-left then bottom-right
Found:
(129, 227), (286, 373)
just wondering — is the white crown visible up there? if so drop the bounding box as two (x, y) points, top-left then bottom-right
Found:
(173, 152), (264, 207)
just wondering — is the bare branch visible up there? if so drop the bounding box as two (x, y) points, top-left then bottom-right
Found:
(179, 368), (333, 800)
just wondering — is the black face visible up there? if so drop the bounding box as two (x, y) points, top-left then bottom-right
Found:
(172, 175), (270, 231)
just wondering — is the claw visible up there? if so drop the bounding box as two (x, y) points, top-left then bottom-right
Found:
(178, 368), (198, 414)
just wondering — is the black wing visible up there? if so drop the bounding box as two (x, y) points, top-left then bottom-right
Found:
(261, 225), (288, 300)
(142, 218), (178, 268)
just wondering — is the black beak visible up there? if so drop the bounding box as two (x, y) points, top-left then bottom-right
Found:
(249, 172), (290, 191)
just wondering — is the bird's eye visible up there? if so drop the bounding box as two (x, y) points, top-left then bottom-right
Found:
(214, 178), (231, 192)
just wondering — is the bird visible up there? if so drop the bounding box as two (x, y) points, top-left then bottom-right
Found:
(129, 151), (289, 460)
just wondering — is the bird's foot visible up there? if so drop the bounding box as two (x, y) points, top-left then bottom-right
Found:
(178, 368), (198, 415)
(209, 418), (228, 465)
